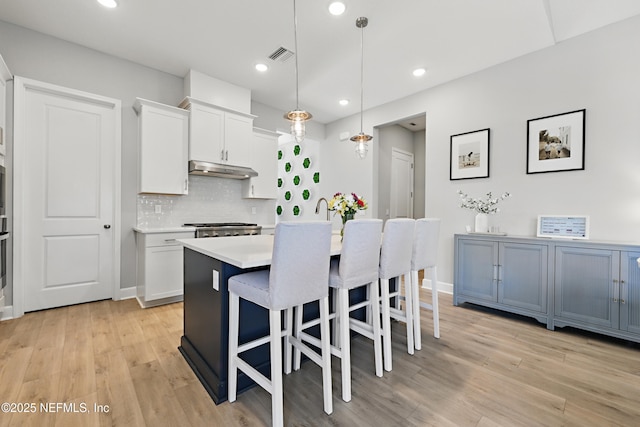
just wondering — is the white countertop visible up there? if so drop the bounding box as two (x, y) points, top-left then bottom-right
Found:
(178, 234), (343, 269)
(134, 226), (195, 234)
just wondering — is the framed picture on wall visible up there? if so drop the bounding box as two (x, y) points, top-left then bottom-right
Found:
(450, 128), (490, 180)
(526, 109), (585, 174)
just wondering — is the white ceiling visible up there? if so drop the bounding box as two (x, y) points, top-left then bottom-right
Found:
(1, 0), (639, 124)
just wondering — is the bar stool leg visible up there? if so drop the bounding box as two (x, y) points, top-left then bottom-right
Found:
(337, 287), (352, 402)
(380, 278), (393, 372)
(269, 309), (284, 427)
(411, 270), (422, 350)
(430, 267), (440, 339)
(292, 304), (303, 371)
(228, 292), (240, 403)
(403, 273), (415, 355)
(319, 295), (333, 414)
(284, 308), (293, 374)
(369, 281), (384, 377)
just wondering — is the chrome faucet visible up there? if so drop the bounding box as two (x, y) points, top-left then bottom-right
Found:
(315, 197), (330, 221)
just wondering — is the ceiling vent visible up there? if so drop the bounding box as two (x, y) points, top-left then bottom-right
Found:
(268, 46), (295, 63)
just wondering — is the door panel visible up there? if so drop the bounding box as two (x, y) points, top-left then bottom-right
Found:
(390, 148), (413, 219)
(44, 235), (100, 288)
(18, 80), (118, 312)
(46, 106), (100, 217)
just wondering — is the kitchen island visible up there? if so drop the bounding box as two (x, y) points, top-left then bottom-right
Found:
(178, 234), (343, 404)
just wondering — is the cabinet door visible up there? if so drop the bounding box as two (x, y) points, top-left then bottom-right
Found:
(456, 239), (498, 302)
(243, 130), (277, 199)
(189, 103), (225, 163)
(554, 246), (619, 329)
(224, 112), (253, 167)
(138, 102), (188, 195)
(499, 242), (547, 313)
(620, 251), (640, 334)
(145, 245), (184, 300)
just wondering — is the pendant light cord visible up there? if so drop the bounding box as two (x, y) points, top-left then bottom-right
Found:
(293, 0), (300, 110)
(359, 20), (364, 133)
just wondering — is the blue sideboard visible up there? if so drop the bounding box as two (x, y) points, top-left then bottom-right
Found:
(454, 233), (640, 343)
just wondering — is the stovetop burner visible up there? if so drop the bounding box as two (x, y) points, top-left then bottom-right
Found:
(184, 222), (262, 238)
(183, 222), (258, 228)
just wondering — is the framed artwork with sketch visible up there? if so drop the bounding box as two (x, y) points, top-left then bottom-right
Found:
(527, 109), (585, 174)
(450, 128), (490, 180)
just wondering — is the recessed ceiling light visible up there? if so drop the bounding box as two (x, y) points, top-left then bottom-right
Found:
(413, 68), (427, 77)
(328, 1), (346, 16)
(255, 63), (269, 72)
(339, 99), (349, 106)
(97, 0), (118, 8)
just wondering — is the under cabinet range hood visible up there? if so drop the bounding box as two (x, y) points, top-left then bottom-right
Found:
(188, 160), (258, 179)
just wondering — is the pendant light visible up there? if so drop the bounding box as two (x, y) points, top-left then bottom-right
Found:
(351, 16), (373, 159)
(284, 0), (312, 143)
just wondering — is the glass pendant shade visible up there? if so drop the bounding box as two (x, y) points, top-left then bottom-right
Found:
(350, 132), (372, 159)
(284, 109), (312, 143)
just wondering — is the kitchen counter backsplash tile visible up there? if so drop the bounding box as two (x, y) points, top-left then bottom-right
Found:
(137, 176), (275, 228)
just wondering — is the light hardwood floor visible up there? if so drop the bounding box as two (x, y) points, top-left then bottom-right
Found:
(1, 288), (639, 427)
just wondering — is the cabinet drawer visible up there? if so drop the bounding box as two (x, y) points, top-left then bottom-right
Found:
(143, 231), (194, 247)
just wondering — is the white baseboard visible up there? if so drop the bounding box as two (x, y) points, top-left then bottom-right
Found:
(0, 304), (14, 321)
(421, 279), (453, 295)
(118, 286), (137, 300)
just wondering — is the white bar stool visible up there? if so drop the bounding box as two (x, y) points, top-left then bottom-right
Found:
(227, 221), (333, 427)
(295, 219), (383, 402)
(379, 218), (416, 372)
(410, 218), (441, 350)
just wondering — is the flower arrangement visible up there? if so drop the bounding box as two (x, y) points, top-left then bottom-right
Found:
(329, 192), (368, 220)
(457, 190), (511, 214)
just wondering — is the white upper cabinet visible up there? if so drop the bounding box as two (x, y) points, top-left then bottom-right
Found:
(134, 98), (189, 195)
(243, 128), (278, 199)
(180, 97), (255, 168)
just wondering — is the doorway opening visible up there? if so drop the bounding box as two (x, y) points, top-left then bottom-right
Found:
(376, 113), (426, 221)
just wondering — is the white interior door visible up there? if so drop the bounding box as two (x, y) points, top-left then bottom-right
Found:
(14, 77), (121, 313)
(390, 148), (414, 219)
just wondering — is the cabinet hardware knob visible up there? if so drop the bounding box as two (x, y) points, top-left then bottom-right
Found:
(104, 224), (111, 229)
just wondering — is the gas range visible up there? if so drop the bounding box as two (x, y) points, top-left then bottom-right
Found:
(184, 222), (262, 238)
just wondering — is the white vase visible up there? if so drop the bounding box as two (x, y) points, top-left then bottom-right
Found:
(475, 213), (489, 233)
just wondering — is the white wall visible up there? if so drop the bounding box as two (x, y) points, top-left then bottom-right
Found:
(0, 20), (184, 292)
(324, 15), (640, 284)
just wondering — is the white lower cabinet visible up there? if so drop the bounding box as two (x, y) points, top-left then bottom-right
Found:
(135, 230), (193, 308)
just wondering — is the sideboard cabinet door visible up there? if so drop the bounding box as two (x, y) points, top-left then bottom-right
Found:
(620, 251), (640, 334)
(456, 238), (498, 303)
(499, 242), (548, 313)
(554, 246), (619, 329)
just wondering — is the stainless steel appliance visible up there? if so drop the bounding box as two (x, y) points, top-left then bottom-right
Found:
(0, 164), (6, 290)
(188, 160), (258, 180)
(184, 222), (262, 238)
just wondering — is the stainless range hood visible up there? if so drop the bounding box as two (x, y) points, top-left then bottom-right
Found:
(188, 160), (258, 179)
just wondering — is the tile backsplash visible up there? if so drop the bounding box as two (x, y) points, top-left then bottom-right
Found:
(137, 175), (276, 228)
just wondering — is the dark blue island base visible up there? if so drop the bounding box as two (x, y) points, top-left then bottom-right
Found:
(179, 247), (370, 404)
